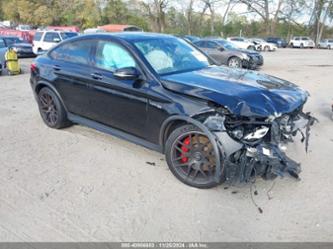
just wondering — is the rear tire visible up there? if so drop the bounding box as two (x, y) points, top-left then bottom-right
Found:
(165, 124), (223, 189)
(37, 87), (71, 129)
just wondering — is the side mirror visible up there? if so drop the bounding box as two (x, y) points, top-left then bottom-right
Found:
(218, 47), (225, 51)
(113, 67), (141, 80)
(53, 38), (61, 43)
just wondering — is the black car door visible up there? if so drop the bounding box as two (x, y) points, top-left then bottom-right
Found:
(48, 39), (95, 116)
(86, 39), (148, 139)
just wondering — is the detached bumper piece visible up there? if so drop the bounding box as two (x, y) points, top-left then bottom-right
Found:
(224, 144), (301, 185)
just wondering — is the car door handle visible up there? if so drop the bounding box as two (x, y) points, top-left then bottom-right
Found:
(53, 65), (61, 71)
(91, 72), (103, 80)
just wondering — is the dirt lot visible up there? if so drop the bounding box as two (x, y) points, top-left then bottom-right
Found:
(0, 49), (333, 242)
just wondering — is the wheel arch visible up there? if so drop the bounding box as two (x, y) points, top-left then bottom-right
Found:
(35, 81), (68, 112)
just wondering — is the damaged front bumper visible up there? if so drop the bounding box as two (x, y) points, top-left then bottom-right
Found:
(203, 109), (317, 185)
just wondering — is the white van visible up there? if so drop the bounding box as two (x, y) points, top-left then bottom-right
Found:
(32, 31), (78, 55)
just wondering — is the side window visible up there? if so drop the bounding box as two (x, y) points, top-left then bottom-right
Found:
(94, 41), (136, 71)
(34, 32), (43, 41)
(302, 37), (309, 41)
(50, 40), (94, 65)
(295, 37), (300, 41)
(44, 32), (60, 42)
(200, 41), (208, 47)
(0, 39), (5, 48)
(194, 41), (204, 47)
(206, 41), (217, 49)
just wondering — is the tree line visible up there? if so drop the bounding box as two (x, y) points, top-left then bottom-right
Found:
(0, 0), (332, 42)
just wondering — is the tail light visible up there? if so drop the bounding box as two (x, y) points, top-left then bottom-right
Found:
(30, 63), (37, 73)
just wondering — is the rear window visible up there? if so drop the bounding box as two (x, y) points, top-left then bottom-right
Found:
(60, 32), (78, 40)
(34, 32), (43, 41)
(44, 32), (61, 42)
(329, 40), (333, 43)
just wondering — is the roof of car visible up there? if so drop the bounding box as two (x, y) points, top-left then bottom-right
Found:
(78, 32), (177, 42)
(0, 35), (20, 39)
(194, 38), (226, 42)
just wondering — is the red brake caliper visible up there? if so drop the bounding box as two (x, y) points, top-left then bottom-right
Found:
(181, 136), (191, 163)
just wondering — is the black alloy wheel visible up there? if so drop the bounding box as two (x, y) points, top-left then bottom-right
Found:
(37, 87), (71, 129)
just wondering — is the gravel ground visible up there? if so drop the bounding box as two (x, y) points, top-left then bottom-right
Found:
(0, 49), (333, 242)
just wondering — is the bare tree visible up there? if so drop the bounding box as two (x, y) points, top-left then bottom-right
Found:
(142, 0), (169, 32)
(309, 0), (333, 43)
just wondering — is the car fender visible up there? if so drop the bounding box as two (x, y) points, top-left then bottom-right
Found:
(160, 115), (223, 183)
(34, 80), (69, 112)
(229, 51), (247, 61)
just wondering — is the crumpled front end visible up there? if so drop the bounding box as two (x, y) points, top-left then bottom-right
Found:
(199, 105), (317, 185)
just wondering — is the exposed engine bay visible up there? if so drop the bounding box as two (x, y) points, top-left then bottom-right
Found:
(199, 105), (317, 185)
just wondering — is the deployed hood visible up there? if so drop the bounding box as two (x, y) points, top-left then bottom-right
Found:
(235, 48), (257, 54)
(161, 66), (308, 117)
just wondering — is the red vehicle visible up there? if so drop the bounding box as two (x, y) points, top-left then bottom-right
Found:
(46, 26), (80, 32)
(98, 24), (142, 32)
(0, 28), (34, 43)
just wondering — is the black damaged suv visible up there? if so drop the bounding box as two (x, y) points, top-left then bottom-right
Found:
(30, 33), (315, 188)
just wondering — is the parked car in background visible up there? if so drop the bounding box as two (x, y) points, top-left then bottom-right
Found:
(98, 24), (143, 32)
(30, 32), (315, 188)
(318, 39), (333, 49)
(0, 28), (34, 43)
(83, 28), (105, 34)
(0, 47), (5, 75)
(32, 30), (78, 55)
(46, 26), (80, 32)
(289, 36), (315, 48)
(249, 38), (277, 51)
(265, 37), (288, 48)
(227, 37), (256, 50)
(194, 38), (263, 69)
(16, 24), (32, 31)
(0, 36), (34, 57)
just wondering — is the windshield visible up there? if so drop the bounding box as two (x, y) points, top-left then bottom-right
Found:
(4, 37), (22, 46)
(215, 40), (238, 50)
(134, 37), (210, 75)
(60, 32), (78, 40)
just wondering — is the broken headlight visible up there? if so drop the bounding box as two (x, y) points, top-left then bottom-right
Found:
(243, 126), (270, 141)
(225, 115), (271, 144)
(230, 125), (269, 142)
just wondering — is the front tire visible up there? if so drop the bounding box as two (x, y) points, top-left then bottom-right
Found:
(228, 56), (242, 68)
(165, 124), (223, 189)
(37, 87), (71, 129)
